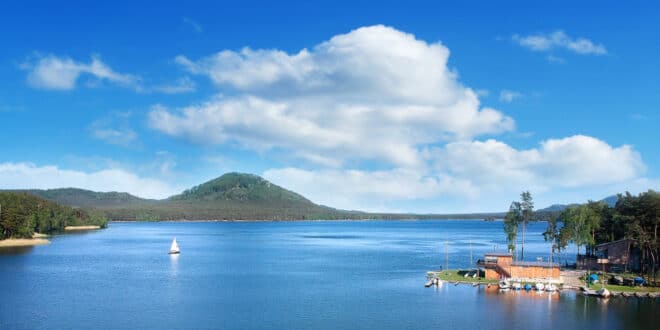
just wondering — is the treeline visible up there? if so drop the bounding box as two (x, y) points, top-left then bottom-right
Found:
(543, 190), (659, 277)
(0, 192), (107, 239)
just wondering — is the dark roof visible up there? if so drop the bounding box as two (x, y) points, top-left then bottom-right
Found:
(596, 238), (635, 248)
(485, 251), (512, 257)
(511, 261), (559, 268)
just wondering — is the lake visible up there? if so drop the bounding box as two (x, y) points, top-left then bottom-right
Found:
(0, 220), (657, 329)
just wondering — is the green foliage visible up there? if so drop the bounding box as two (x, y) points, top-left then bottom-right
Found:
(504, 202), (521, 253)
(4, 173), (508, 221)
(560, 204), (600, 255)
(503, 191), (535, 260)
(0, 192), (107, 239)
(171, 172), (311, 203)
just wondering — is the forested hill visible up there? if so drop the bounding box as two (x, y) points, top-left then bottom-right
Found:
(169, 173), (312, 204)
(16, 188), (158, 208)
(0, 192), (107, 239)
(4, 172), (504, 221)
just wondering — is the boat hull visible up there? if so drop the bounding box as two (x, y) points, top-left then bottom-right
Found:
(168, 251), (180, 254)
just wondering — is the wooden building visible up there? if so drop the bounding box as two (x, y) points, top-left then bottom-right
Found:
(477, 252), (560, 280)
(577, 238), (640, 272)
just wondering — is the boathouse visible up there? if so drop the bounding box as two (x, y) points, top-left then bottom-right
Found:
(477, 252), (560, 280)
(577, 238), (640, 272)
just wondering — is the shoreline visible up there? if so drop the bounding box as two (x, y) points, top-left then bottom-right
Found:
(64, 225), (101, 231)
(109, 218), (496, 223)
(0, 238), (50, 247)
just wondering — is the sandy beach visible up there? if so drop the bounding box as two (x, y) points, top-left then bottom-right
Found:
(64, 225), (101, 231)
(0, 238), (50, 247)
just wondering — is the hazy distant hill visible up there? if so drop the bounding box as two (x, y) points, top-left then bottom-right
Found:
(6, 172), (503, 221)
(536, 195), (619, 213)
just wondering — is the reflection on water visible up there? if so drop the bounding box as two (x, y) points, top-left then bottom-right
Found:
(169, 253), (179, 277)
(0, 246), (34, 255)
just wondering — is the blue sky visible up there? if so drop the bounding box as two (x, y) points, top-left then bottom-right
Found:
(0, 0), (658, 213)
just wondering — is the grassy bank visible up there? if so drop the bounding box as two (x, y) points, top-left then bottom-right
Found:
(427, 270), (498, 284)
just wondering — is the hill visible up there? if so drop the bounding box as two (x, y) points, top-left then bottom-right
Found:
(0, 192), (107, 239)
(17, 188), (158, 208)
(536, 195), (619, 214)
(6, 172), (502, 221)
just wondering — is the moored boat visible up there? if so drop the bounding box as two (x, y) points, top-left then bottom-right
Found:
(498, 280), (511, 290)
(512, 282), (522, 290)
(545, 284), (557, 292)
(535, 283), (545, 291)
(597, 288), (611, 298)
(524, 283), (532, 291)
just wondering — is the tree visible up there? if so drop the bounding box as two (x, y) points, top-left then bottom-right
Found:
(504, 202), (522, 256)
(615, 190), (659, 282)
(561, 204), (600, 258)
(544, 215), (567, 264)
(520, 191), (534, 260)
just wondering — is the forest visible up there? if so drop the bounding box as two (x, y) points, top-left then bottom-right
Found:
(505, 190), (659, 279)
(0, 192), (107, 239)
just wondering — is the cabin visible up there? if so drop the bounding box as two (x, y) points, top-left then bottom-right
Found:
(577, 239), (640, 272)
(477, 252), (560, 280)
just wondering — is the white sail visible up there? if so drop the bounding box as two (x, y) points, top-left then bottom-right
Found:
(169, 238), (180, 254)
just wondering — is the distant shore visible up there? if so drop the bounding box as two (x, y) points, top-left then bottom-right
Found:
(64, 225), (101, 231)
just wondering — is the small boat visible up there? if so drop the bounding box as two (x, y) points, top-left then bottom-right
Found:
(524, 283), (533, 291)
(499, 280), (511, 290)
(512, 282), (522, 290)
(597, 288), (611, 298)
(425, 280), (434, 287)
(472, 282), (479, 287)
(545, 284), (557, 292)
(535, 283), (545, 291)
(169, 237), (180, 254)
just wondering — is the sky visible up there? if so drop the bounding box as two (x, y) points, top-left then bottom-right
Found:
(0, 0), (658, 213)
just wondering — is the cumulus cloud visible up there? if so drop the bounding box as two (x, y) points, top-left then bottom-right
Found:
(512, 30), (607, 55)
(23, 55), (139, 90)
(262, 136), (646, 212)
(499, 90), (522, 103)
(0, 162), (180, 199)
(153, 25), (514, 166)
(434, 135), (644, 189)
(263, 167), (478, 212)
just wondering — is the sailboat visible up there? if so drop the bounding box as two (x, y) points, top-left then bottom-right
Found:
(169, 237), (180, 254)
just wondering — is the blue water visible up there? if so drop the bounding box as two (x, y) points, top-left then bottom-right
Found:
(0, 220), (657, 329)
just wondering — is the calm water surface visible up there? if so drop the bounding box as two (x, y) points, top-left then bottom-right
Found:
(0, 220), (657, 329)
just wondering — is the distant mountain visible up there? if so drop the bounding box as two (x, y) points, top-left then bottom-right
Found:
(16, 188), (158, 208)
(536, 194), (619, 213)
(601, 195), (618, 207)
(5, 172), (503, 221)
(170, 172), (312, 204)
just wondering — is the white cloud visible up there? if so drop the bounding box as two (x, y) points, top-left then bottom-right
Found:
(153, 25), (514, 167)
(152, 76), (196, 94)
(499, 90), (522, 103)
(89, 112), (138, 147)
(434, 135), (644, 190)
(512, 30), (607, 55)
(23, 55), (139, 90)
(0, 162), (180, 199)
(262, 135), (647, 213)
(263, 167), (478, 212)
